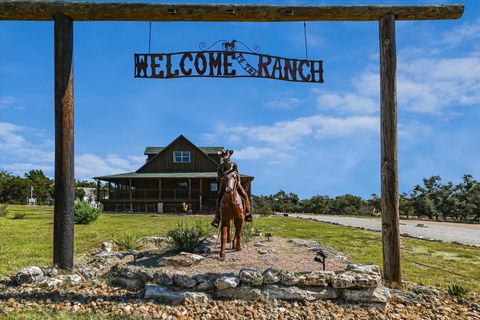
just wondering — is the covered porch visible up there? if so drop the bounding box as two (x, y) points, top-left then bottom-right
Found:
(94, 172), (253, 214)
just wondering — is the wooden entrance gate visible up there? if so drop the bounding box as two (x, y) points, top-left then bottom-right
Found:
(0, 1), (464, 284)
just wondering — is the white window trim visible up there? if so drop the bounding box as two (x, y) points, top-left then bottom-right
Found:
(173, 151), (191, 163)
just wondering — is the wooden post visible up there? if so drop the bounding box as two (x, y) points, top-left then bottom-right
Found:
(129, 179), (133, 212)
(379, 14), (401, 284)
(158, 179), (162, 200)
(199, 178), (203, 211)
(53, 13), (74, 270)
(188, 178), (192, 202)
(95, 179), (100, 207)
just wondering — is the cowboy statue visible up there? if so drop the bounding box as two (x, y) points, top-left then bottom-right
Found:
(211, 149), (252, 227)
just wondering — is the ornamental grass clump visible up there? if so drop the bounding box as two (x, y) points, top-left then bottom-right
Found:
(242, 222), (262, 243)
(166, 220), (214, 253)
(113, 232), (144, 251)
(447, 283), (468, 296)
(74, 200), (100, 224)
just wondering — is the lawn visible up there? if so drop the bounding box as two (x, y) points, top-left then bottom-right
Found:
(1, 205), (479, 294)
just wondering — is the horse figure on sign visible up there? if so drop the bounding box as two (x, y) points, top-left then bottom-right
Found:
(219, 168), (246, 259)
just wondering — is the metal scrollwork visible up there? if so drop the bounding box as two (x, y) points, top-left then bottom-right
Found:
(199, 39), (260, 53)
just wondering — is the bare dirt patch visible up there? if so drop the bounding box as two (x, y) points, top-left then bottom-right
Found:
(119, 236), (349, 276)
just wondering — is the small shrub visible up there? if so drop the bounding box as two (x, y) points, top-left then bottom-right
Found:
(242, 222), (262, 243)
(74, 200), (100, 224)
(113, 233), (144, 251)
(12, 212), (27, 220)
(166, 221), (214, 253)
(447, 283), (468, 296)
(0, 204), (9, 217)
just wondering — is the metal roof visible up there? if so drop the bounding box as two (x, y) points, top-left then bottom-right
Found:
(144, 146), (224, 155)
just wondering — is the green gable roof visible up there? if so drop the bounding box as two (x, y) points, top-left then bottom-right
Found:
(144, 146), (224, 155)
(94, 172), (254, 181)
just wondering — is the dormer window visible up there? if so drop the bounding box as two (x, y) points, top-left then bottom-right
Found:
(173, 151), (191, 163)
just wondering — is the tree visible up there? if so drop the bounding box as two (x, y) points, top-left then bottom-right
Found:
(0, 171), (29, 204)
(269, 190), (300, 212)
(25, 170), (53, 205)
(331, 194), (365, 215)
(252, 195), (273, 215)
(300, 195), (332, 214)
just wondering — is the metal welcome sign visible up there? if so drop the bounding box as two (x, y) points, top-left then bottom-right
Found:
(134, 40), (323, 83)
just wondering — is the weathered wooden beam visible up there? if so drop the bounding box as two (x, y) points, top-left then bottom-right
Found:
(379, 14), (401, 284)
(0, 1), (464, 21)
(53, 13), (74, 270)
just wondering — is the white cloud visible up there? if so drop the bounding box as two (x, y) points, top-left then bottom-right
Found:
(265, 96), (303, 110)
(439, 18), (480, 48)
(315, 90), (377, 114)
(0, 121), (144, 180)
(0, 96), (23, 110)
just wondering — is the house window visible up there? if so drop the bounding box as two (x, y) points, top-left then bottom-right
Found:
(210, 182), (218, 192)
(179, 181), (188, 189)
(173, 151), (191, 163)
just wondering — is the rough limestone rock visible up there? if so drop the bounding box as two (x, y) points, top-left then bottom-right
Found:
(263, 268), (281, 285)
(119, 266), (155, 283)
(265, 285), (317, 301)
(39, 277), (63, 288)
(160, 252), (205, 267)
(173, 274), (197, 288)
(154, 269), (174, 286)
(331, 272), (356, 288)
(332, 265), (381, 288)
(95, 251), (124, 261)
(111, 276), (144, 290)
(63, 274), (83, 285)
(101, 241), (114, 252)
(280, 271), (299, 286)
(184, 292), (211, 303)
(239, 269), (263, 287)
(75, 263), (98, 279)
(194, 274), (214, 291)
(144, 285), (185, 304)
(214, 274), (240, 290)
(216, 287), (266, 301)
(342, 286), (391, 303)
(289, 239), (322, 251)
(298, 271), (334, 287)
(41, 266), (58, 277)
(306, 287), (338, 300)
(15, 266), (44, 285)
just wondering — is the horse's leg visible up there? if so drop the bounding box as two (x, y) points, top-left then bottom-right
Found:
(226, 221), (231, 248)
(220, 221), (227, 259)
(234, 218), (243, 251)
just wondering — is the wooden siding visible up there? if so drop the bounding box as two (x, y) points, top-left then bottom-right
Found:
(138, 136), (218, 173)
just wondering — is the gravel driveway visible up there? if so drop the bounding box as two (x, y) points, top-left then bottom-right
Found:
(286, 213), (480, 247)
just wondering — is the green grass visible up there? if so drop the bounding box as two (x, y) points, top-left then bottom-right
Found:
(0, 205), (479, 295)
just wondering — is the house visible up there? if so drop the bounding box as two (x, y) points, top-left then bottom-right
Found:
(93, 135), (254, 213)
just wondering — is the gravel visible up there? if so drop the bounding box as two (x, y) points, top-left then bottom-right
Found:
(288, 214), (480, 247)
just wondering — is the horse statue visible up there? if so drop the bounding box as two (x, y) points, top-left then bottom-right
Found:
(223, 40), (237, 51)
(219, 169), (246, 259)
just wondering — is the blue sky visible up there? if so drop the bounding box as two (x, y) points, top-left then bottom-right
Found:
(1, 0), (479, 199)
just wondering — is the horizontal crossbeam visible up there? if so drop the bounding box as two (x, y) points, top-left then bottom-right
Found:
(0, 1), (464, 22)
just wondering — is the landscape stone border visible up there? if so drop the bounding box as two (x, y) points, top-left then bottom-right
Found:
(110, 263), (390, 305)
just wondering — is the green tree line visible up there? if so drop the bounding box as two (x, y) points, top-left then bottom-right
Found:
(0, 170), (98, 205)
(253, 174), (480, 222)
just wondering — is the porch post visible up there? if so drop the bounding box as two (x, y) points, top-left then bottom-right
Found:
(379, 14), (401, 284)
(199, 178), (203, 211)
(188, 178), (192, 203)
(95, 179), (100, 207)
(53, 13), (74, 270)
(158, 179), (162, 200)
(129, 179), (133, 212)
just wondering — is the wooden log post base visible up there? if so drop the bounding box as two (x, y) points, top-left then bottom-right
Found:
(53, 13), (75, 270)
(379, 14), (401, 284)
